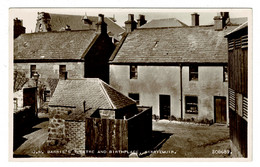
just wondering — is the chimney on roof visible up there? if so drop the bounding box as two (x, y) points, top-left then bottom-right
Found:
(124, 14), (137, 33)
(137, 14), (147, 27)
(214, 12), (230, 31)
(14, 18), (25, 39)
(191, 13), (200, 26)
(96, 14), (107, 34)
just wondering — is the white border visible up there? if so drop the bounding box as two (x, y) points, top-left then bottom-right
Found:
(2, 0), (259, 167)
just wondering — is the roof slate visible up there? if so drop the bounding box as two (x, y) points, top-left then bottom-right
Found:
(14, 30), (97, 60)
(49, 78), (136, 111)
(226, 21), (248, 37)
(140, 18), (188, 28)
(111, 25), (238, 64)
(48, 13), (125, 39)
(228, 17), (248, 26)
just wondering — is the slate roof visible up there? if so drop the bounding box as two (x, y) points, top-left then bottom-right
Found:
(228, 17), (248, 26)
(110, 25), (238, 64)
(14, 30), (98, 60)
(140, 18), (188, 28)
(49, 78), (136, 111)
(47, 13), (125, 39)
(225, 21), (248, 37)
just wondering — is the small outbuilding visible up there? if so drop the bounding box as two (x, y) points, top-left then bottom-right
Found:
(47, 78), (152, 157)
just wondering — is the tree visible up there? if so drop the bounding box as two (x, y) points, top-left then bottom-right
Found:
(13, 70), (28, 92)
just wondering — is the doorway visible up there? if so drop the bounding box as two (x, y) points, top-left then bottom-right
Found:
(159, 95), (171, 119)
(214, 96), (227, 124)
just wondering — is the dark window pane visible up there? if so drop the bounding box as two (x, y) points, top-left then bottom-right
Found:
(130, 65), (138, 79)
(185, 96), (198, 114)
(189, 65), (198, 81)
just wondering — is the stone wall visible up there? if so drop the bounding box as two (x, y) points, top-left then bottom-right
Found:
(14, 62), (84, 79)
(47, 106), (86, 156)
(47, 106), (75, 146)
(65, 121), (85, 155)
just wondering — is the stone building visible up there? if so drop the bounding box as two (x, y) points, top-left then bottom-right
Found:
(34, 12), (125, 42)
(225, 22), (248, 157)
(109, 13), (247, 124)
(47, 78), (141, 155)
(14, 14), (115, 109)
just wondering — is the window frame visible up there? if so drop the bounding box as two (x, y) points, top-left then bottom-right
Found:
(223, 65), (228, 82)
(189, 65), (198, 81)
(185, 96), (198, 114)
(59, 65), (67, 79)
(30, 65), (36, 78)
(128, 93), (140, 105)
(130, 65), (138, 79)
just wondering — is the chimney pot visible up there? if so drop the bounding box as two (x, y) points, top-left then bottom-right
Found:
(191, 13), (200, 26)
(137, 14), (147, 27)
(128, 14), (134, 21)
(96, 14), (107, 34)
(125, 14), (137, 33)
(98, 14), (105, 23)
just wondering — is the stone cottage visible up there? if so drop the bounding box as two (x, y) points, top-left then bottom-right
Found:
(47, 78), (151, 156)
(109, 12), (247, 124)
(14, 14), (115, 110)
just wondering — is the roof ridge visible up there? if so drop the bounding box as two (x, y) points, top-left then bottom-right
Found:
(138, 25), (214, 30)
(98, 80), (116, 109)
(20, 29), (96, 36)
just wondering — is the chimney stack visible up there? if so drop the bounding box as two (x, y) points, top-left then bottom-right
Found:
(124, 14), (137, 33)
(96, 14), (107, 34)
(14, 18), (25, 39)
(214, 12), (229, 31)
(137, 14), (147, 27)
(191, 13), (200, 26)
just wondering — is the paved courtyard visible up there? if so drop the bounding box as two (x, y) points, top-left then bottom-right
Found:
(13, 119), (233, 158)
(147, 120), (231, 158)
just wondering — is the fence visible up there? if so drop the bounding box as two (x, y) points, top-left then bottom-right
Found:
(85, 107), (152, 157)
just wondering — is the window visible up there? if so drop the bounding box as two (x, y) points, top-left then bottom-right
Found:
(13, 98), (18, 111)
(223, 66), (228, 82)
(30, 65), (36, 78)
(59, 65), (67, 79)
(189, 65), (198, 81)
(129, 93), (140, 105)
(44, 90), (51, 102)
(130, 65), (138, 79)
(185, 96), (198, 114)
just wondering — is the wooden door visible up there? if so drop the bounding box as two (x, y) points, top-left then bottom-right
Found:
(214, 96), (227, 124)
(159, 95), (170, 119)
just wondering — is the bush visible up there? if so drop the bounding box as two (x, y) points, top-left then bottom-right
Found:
(169, 115), (177, 121)
(152, 114), (159, 121)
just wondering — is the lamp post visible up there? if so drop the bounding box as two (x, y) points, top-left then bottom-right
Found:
(33, 72), (40, 117)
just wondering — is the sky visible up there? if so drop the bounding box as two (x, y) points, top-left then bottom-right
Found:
(9, 8), (251, 33)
